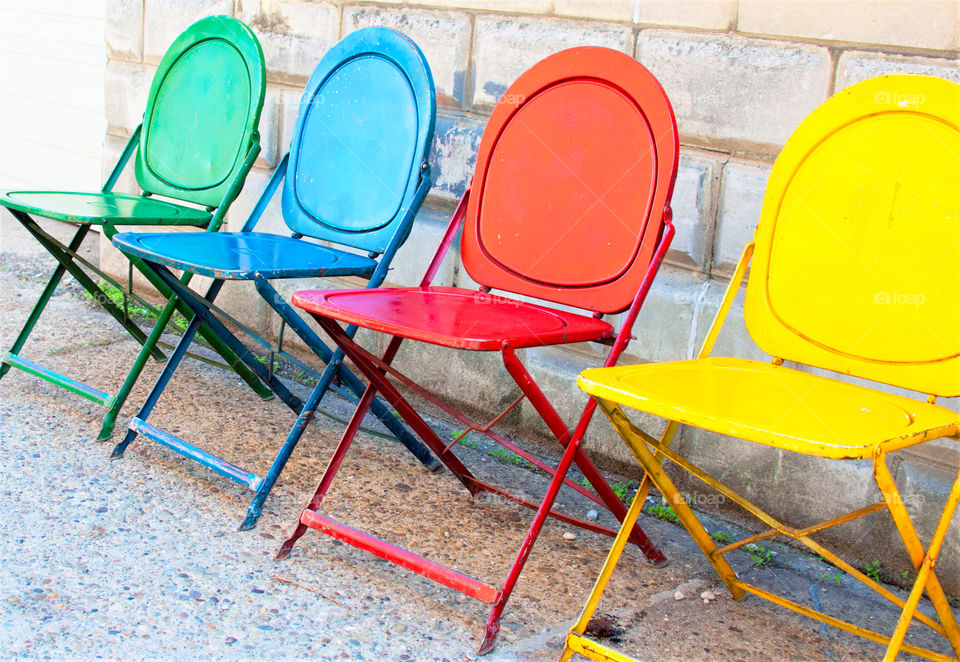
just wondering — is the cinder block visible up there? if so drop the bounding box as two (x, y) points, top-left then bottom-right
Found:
(407, 0), (551, 13)
(343, 6), (471, 107)
(712, 160), (771, 277)
(675, 428), (878, 538)
(391, 341), (525, 424)
(556, 0), (736, 30)
(264, 274), (350, 354)
(106, 0), (144, 61)
(279, 88), (302, 157)
(668, 152), (721, 271)
(143, 0), (234, 63)
(691, 277), (770, 361)
(738, 0), (959, 52)
(891, 458), (959, 594)
(635, 0), (737, 29)
(837, 51), (960, 91)
(517, 345), (674, 472)
(101, 133), (140, 196)
(472, 16), (633, 107)
(104, 61), (153, 135)
(246, 1), (339, 82)
(223, 167), (285, 234)
(384, 208), (459, 288)
(621, 266), (706, 363)
(636, 31), (831, 153)
(428, 113), (484, 204)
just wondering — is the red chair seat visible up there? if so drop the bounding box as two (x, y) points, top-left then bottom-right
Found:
(293, 286), (614, 350)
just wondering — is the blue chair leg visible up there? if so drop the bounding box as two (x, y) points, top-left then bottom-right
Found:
(111, 277), (224, 458)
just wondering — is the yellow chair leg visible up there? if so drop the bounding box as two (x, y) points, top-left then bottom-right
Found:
(874, 453), (960, 659)
(601, 400), (744, 599)
(561, 450), (650, 661)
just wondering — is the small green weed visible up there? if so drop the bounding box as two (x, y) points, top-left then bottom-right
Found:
(711, 532), (732, 544)
(820, 571), (845, 586)
(81, 282), (189, 333)
(744, 543), (773, 568)
(644, 502), (680, 525)
(453, 430), (479, 450)
(488, 447), (529, 468)
(863, 560), (882, 583)
(610, 479), (640, 504)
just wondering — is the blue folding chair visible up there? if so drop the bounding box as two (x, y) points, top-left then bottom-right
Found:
(110, 27), (439, 529)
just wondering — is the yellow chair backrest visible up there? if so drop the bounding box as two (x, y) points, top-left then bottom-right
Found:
(745, 75), (960, 397)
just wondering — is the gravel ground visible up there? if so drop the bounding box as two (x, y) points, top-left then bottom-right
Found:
(0, 248), (955, 661)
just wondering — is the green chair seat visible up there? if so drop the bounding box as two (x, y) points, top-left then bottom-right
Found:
(0, 191), (211, 225)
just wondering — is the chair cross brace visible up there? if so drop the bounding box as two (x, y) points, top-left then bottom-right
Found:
(315, 327), (609, 507)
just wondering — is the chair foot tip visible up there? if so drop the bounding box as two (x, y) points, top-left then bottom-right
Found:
(477, 639), (496, 656)
(478, 624), (499, 656)
(108, 450), (123, 460)
(275, 548), (292, 561)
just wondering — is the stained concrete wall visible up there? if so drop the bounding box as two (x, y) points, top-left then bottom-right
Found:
(98, 0), (960, 591)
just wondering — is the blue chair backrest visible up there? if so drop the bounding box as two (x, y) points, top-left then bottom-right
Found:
(280, 28), (436, 254)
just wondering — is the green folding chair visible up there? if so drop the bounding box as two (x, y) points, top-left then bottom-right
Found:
(0, 15), (270, 439)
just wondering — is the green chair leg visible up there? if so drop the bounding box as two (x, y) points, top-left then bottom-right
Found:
(0, 223), (91, 380)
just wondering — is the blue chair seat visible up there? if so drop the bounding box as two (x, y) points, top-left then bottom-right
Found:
(112, 231), (377, 280)
(0, 191), (212, 225)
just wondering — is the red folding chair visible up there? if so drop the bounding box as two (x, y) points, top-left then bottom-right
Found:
(277, 47), (679, 653)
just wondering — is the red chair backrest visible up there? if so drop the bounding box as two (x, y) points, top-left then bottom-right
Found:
(461, 47), (678, 314)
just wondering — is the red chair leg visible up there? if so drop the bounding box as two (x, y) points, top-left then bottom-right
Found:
(501, 344), (666, 565)
(478, 402), (589, 653)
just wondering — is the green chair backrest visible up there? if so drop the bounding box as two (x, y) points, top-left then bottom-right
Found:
(135, 15), (266, 208)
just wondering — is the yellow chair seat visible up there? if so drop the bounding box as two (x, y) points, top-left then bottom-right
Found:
(579, 357), (959, 460)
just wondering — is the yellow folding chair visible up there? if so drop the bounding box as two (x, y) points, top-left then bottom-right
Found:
(561, 74), (960, 662)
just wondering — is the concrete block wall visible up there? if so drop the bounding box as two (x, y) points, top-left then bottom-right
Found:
(102, 0), (960, 588)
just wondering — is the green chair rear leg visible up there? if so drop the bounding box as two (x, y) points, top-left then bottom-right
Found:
(0, 222), (91, 380)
